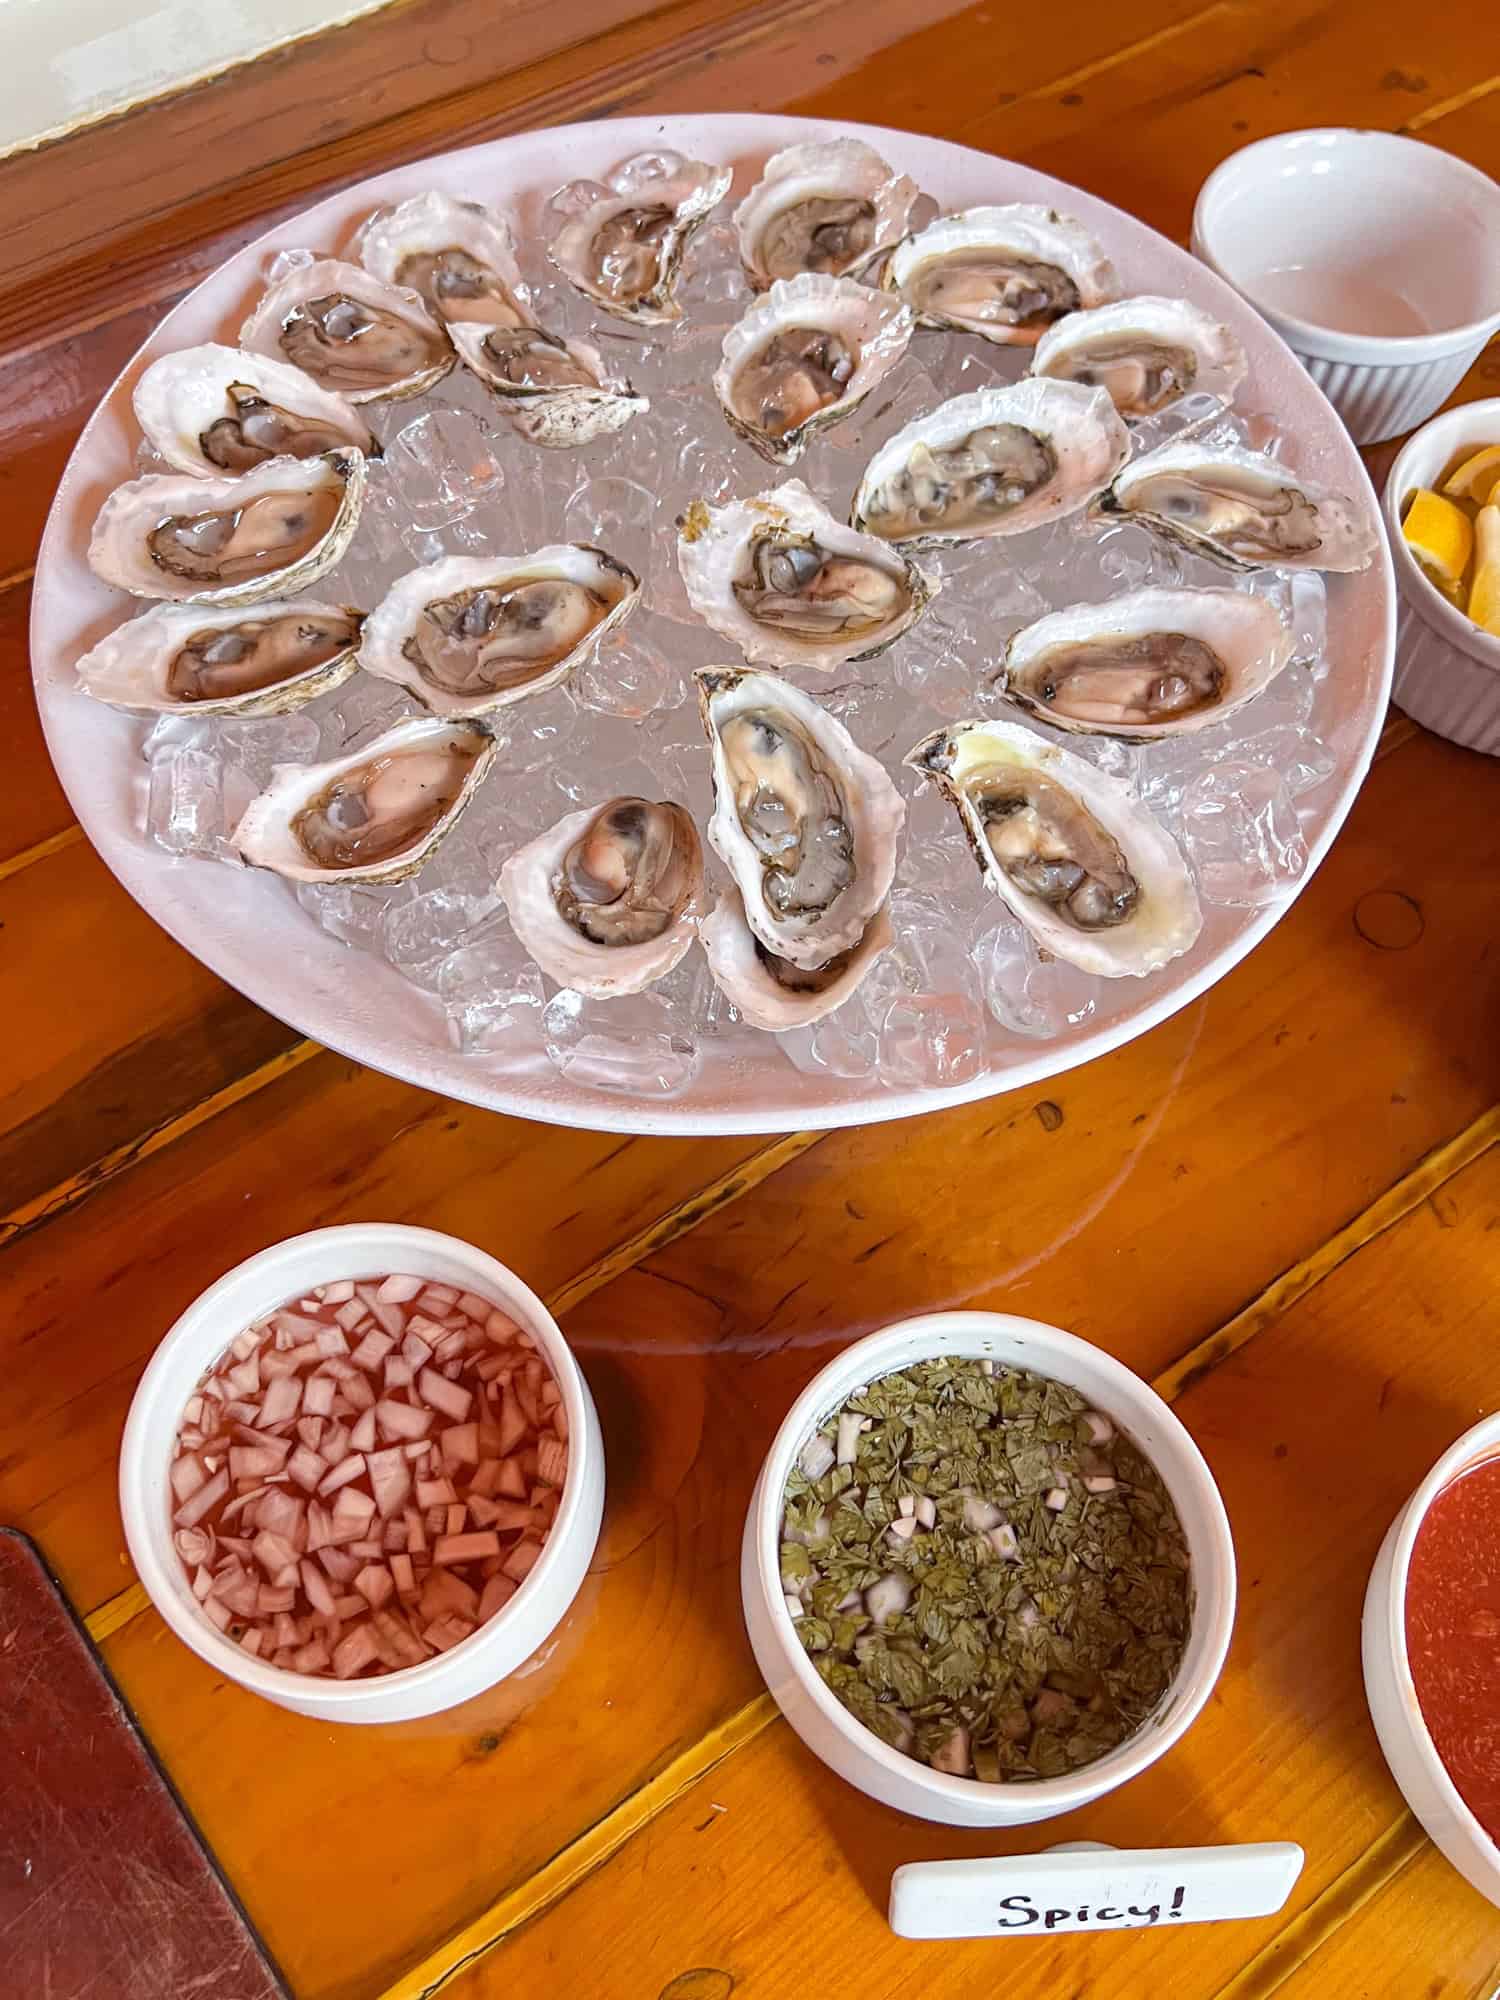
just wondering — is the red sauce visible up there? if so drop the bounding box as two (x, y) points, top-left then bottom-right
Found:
(1405, 1455), (1500, 1844)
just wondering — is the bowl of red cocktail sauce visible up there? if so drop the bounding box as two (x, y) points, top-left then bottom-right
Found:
(1364, 1412), (1500, 1907)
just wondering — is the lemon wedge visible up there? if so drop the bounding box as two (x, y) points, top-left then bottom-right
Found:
(1469, 506), (1500, 636)
(1403, 487), (1473, 587)
(1442, 444), (1500, 503)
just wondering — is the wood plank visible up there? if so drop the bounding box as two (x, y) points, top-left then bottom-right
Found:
(433, 1142), (1500, 2000)
(0, 580), (71, 863)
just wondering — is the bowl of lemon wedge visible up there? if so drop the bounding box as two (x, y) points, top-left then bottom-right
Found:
(1388, 399), (1500, 754)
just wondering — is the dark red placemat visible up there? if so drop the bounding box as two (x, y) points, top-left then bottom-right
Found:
(0, 1529), (291, 1998)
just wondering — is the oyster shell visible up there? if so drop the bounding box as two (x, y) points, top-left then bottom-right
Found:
(907, 719), (1201, 977)
(235, 715), (495, 884)
(697, 665), (904, 971)
(87, 449), (365, 606)
(1030, 296), (1246, 419)
(549, 150), (732, 324)
(500, 797), (704, 997)
(999, 586), (1294, 738)
(241, 258), (452, 402)
(354, 191), (529, 329)
(700, 887), (893, 1030)
(732, 139), (922, 290)
(852, 379), (1129, 546)
(885, 204), (1116, 345)
(714, 272), (913, 464)
(448, 321), (647, 449)
(133, 344), (375, 476)
(676, 479), (936, 669)
(360, 546), (640, 716)
(76, 597), (363, 716)
(1102, 440), (1378, 572)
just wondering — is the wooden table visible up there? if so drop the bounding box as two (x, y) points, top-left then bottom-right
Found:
(2, 2), (1498, 1994)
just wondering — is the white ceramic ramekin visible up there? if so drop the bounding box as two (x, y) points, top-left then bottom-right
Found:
(741, 1311), (1236, 1827)
(120, 1223), (604, 1723)
(1382, 395), (1500, 754)
(1363, 1413), (1500, 1908)
(1193, 130), (1500, 445)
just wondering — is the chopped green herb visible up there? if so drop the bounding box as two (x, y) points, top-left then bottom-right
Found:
(780, 1358), (1191, 1783)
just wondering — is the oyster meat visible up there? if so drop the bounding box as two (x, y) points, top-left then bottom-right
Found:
(908, 720), (1201, 977)
(700, 886), (893, 1031)
(1000, 586), (1295, 738)
(77, 597), (363, 715)
(235, 716), (495, 884)
(449, 321), (647, 449)
(852, 378), (1129, 545)
(549, 150), (732, 324)
(677, 479), (936, 669)
(355, 191), (529, 329)
(88, 449), (365, 606)
(1030, 296), (1246, 419)
(714, 272), (912, 463)
(698, 666), (904, 971)
(1102, 440), (1379, 572)
(732, 139), (922, 289)
(360, 546), (640, 715)
(241, 258), (451, 402)
(500, 797), (704, 997)
(133, 344), (375, 476)
(885, 204), (1116, 345)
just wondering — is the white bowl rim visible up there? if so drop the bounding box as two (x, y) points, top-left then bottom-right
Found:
(751, 1309), (1237, 1810)
(1383, 396), (1500, 674)
(1194, 127), (1500, 362)
(1370, 1410), (1500, 1859)
(119, 1221), (593, 1707)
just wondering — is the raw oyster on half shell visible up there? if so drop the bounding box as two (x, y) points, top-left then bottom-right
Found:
(360, 546), (640, 715)
(241, 258), (452, 402)
(700, 887), (893, 1030)
(1102, 440), (1379, 572)
(852, 378), (1129, 546)
(1030, 296), (1246, 419)
(87, 449), (365, 606)
(732, 139), (922, 289)
(77, 597), (363, 715)
(500, 797), (704, 997)
(549, 150), (732, 324)
(907, 719), (1201, 977)
(235, 715), (495, 884)
(133, 344), (375, 476)
(448, 321), (647, 448)
(677, 479), (936, 669)
(354, 191), (530, 329)
(885, 204), (1116, 345)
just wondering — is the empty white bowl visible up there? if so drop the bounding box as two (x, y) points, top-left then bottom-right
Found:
(1363, 1413), (1500, 1908)
(741, 1311), (1236, 1827)
(1383, 395), (1500, 753)
(1193, 129), (1500, 445)
(120, 1223), (605, 1723)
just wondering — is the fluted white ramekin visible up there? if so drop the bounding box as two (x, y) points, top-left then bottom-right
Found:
(1383, 396), (1500, 755)
(1193, 130), (1500, 446)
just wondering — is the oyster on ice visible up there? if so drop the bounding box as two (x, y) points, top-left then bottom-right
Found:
(549, 150), (732, 324)
(1030, 296), (1246, 419)
(133, 344), (375, 476)
(677, 479), (936, 670)
(714, 273), (913, 464)
(700, 887), (893, 1031)
(907, 720), (1201, 977)
(500, 797), (704, 997)
(360, 546), (640, 715)
(852, 379), (1129, 546)
(733, 139), (922, 289)
(235, 716), (495, 884)
(885, 205), (1116, 345)
(355, 191), (530, 329)
(697, 666), (904, 971)
(1102, 441), (1379, 572)
(999, 586), (1295, 738)
(76, 597), (362, 715)
(448, 322), (647, 449)
(241, 258), (451, 402)
(88, 449), (365, 606)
